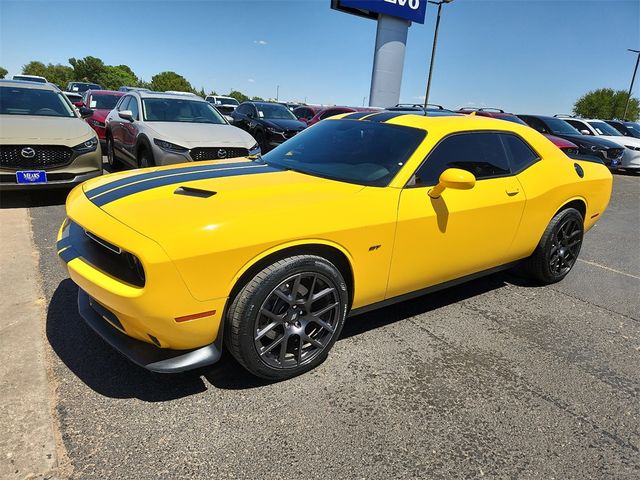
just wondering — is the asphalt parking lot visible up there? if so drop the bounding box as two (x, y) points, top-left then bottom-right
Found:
(1, 170), (639, 479)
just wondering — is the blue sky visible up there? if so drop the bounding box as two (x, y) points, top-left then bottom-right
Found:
(0, 0), (638, 114)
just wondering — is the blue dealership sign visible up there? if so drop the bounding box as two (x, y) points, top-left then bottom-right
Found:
(334, 0), (427, 24)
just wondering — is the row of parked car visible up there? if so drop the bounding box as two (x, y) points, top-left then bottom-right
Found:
(1, 75), (638, 190)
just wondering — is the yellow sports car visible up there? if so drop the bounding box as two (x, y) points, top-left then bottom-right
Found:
(57, 113), (612, 379)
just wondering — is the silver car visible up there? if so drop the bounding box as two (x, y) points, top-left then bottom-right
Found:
(104, 91), (259, 168)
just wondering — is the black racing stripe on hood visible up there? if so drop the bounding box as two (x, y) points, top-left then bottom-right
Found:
(85, 160), (255, 199)
(90, 164), (284, 207)
(361, 112), (409, 123)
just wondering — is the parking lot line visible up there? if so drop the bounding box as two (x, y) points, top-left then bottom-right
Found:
(577, 258), (640, 280)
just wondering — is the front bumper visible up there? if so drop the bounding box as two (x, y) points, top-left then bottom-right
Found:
(78, 289), (221, 373)
(0, 168), (102, 190)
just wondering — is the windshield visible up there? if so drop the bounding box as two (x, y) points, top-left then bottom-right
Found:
(263, 119), (425, 186)
(70, 83), (101, 93)
(545, 117), (581, 135)
(588, 121), (622, 136)
(142, 98), (226, 124)
(0, 86), (75, 117)
(625, 122), (640, 135)
(89, 94), (122, 110)
(218, 98), (239, 106)
(256, 103), (297, 120)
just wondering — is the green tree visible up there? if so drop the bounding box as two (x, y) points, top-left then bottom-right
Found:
(150, 71), (192, 92)
(22, 61), (73, 87)
(22, 61), (48, 77)
(68, 56), (106, 83)
(251, 95), (264, 101)
(0, 67), (8, 79)
(227, 90), (249, 103)
(573, 88), (639, 121)
(98, 65), (138, 90)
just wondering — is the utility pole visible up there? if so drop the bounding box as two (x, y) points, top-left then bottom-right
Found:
(623, 49), (640, 120)
(424, 0), (454, 109)
(276, 85), (280, 102)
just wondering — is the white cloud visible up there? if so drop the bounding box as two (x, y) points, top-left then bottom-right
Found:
(248, 78), (255, 83)
(253, 40), (267, 45)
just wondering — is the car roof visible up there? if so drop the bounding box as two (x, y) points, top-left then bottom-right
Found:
(332, 111), (534, 133)
(86, 89), (125, 96)
(133, 90), (206, 101)
(0, 79), (58, 91)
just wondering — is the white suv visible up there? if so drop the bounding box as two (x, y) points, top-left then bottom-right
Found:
(557, 115), (640, 172)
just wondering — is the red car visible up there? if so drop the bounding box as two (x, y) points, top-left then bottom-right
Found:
(82, 90), (125, 147)
(457, 108), (579, 155)
(294, 106), (378, 126)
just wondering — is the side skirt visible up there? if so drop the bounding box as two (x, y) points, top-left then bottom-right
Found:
(348, 261), (520, 318)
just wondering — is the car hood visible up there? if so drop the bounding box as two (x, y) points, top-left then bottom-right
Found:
(595, 135), (640, 148)
(0, 115), (94, 143)
(262, 118), (307, 131)
(81, 160), (364, 257)
(561, 134), (623, 149)
(90, 109), (113, 122)
(145, 122), (255, 147)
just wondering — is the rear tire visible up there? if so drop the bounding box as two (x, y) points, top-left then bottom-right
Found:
(225, 255), (349, 380)
(523, 207), (584, 284)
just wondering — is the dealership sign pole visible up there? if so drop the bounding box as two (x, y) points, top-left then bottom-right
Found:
(331, 0), (428, 108)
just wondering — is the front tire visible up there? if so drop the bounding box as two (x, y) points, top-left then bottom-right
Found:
(524, 207), (584, 284)
(138, 146), (155, 168)
(226, 255), (349, 380)
(106, 135), (117, 168)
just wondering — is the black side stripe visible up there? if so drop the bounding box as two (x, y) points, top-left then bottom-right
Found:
(342, 111), (377, 120)
(90, 165), (283, 207)
(85, 160), (255, 199)
(361, 112), (408, 123)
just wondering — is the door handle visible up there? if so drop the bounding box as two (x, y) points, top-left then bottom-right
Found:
(506, 185), (520, 196)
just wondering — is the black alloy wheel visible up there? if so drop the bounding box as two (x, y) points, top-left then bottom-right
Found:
(525, 207), (584, 284)
(255, 272), (341, 369)
(226, 255), (349, 380)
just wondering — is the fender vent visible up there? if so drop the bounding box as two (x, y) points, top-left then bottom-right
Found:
(574, 163), (584, 178)
(174, 186), (217, 198)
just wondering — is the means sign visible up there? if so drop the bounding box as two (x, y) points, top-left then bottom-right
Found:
(331, 0), (427, 24)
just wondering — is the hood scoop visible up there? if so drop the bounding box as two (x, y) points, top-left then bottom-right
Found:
(174, 186), (217, 198)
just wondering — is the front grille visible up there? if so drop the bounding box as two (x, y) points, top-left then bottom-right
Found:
(607, 148), (623, 160)
(283, 130), (300, 139)
(190, 147), (249, 161)
(0, 145), (73, 170)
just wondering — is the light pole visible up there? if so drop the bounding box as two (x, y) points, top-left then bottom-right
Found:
(423, 0), (454, 109)
(276, 85), (280, 102)
(623, 49), (640, 120)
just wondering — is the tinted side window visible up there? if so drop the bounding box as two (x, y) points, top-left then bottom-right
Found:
(501, 134), (539, 172)
(412, 132), (510, 186)
(117, 96), (130, 111)
(236, 104), (250, 115)
(521, 116), (549, 134)
(566, 119), (591, 135)
(128, 97), (139, 120)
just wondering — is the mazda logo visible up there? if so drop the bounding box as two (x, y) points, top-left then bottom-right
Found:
(217, 149), (227, 159)
(21, 147), (36, 159)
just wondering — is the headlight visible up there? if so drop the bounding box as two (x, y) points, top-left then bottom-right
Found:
(90, 119), (106, 128)
(72, 136), (98, 153)
(248, 143), (261, 156)
(153, 138), (188, 153)
(624, 145), (640, 151)
(267, 126), (284, 134)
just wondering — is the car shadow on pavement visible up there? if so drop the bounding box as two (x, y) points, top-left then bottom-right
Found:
(48, 272), (526, 399)
(0, 189), (71, 209)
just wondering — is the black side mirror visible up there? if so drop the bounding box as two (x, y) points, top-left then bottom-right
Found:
(79, 106), (94, 119)
(246, 112), (254, 119)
